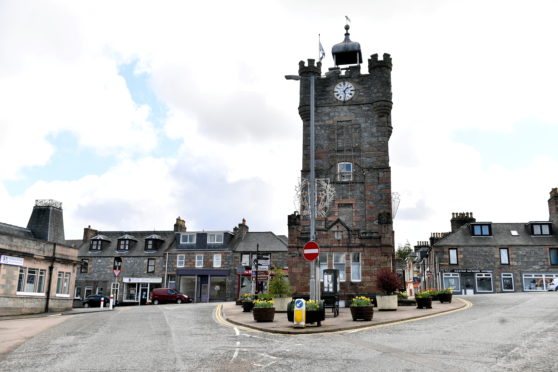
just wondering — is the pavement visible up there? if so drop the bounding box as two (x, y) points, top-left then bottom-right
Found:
(219, 297), (471, 334)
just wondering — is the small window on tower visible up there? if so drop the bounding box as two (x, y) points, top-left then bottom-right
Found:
(337, 162), (353, 182)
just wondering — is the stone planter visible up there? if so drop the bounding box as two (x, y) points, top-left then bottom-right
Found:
(350, 306), (374, 321)
(253, 307), (275, 322)
(438, 293), (452, 303)
(376, 294), (398, 311)
(242, 301), (254, 312)
(272, 297), (292, 313)
(416, 297), (432, 309)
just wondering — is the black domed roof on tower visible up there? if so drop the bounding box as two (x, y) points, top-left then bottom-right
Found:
(331, 24), (362, 66)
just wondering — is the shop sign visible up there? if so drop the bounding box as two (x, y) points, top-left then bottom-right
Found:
(122, 277), (162, 283)
(0, 255), (24, 266)
(446, 269), (493, 273)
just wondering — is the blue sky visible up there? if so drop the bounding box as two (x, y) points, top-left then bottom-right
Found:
(1, 0), (557, 247)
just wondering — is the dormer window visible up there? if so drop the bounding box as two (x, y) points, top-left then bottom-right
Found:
(117, 234), (136, 251)
(180, 233), (196, 244)
(208, 233), (223, 244)
(337, 162), (353, 182)
(89, 235), (109, 251)
(144, 234), (164, 251)
(531, 223), (552, 236)
(471, 224), (492, 236)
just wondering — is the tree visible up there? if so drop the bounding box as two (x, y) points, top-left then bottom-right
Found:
(395, 240), (412, 260)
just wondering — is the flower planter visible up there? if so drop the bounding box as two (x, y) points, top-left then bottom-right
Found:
(305, 309), (325, 326)
(242, 301), (254, 312)
(416, 297), (432, 309)
(253, 307), (275, 322)
(376, 294), (398, 311)
(350, 306), (374, 321)
(438, 293), (452, 303)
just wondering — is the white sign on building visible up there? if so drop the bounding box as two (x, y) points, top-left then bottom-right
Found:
(0, 255), (24, 267)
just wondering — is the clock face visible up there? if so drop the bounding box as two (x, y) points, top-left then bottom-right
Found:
(334, 81), (355, 102)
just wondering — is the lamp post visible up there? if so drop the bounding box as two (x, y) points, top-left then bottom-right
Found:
(286, 74), (319, 301)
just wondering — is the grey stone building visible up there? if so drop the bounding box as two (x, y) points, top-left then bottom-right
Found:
(418, 188), (558, 294)
(288, 23), (395, 299)
(76, 218), (288, 304)
(0, 200), (78, 316)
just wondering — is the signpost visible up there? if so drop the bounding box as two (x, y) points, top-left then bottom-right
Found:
(113, 269), (121, 278)
(303, 241), (320, 262)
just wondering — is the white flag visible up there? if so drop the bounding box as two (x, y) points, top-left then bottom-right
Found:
(319, 41), (325, 61)
(345, 15), (351, 24)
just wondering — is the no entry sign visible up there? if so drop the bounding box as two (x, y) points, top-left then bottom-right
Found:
(303, 241), (320, 261)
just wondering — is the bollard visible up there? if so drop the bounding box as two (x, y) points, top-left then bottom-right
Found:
(293, 298), (305, 328)
(100, 297), (104, 309)
(109, 295), (114, 310)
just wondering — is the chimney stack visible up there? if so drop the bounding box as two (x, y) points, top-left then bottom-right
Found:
(83, 225), (98, 241)
(450, 212), (476, 233)
(174, 217), (187, 232)
(549, 188), (558, 226)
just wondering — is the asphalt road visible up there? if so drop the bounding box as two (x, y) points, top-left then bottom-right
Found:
(1, 292), (557, 371)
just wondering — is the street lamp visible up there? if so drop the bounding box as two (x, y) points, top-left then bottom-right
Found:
(285, 73), (319, 301)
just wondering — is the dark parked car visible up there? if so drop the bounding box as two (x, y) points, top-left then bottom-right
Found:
(151, 288), (191, 304)
(82, 295), (111, 308)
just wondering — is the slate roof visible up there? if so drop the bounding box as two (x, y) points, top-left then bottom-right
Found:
(233, 232), (288, 252)
(434, 222), (558, 247)
(77, 230), (176, 257)
(0, 222), (33, 239)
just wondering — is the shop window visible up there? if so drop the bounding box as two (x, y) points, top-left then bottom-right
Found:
(499, 248), (510, 265)
(550, 248), (558, 265)
(208, 233), (223, 244)
(177, 255), (185, 268)
(471, 224), (492, 236)
(17, 268), (46, 294)
(449, 248), (458, 265)
(56, 272), (71, 295)
(80, 259), (89, 273)
(443, 273), (460, 291)
(319, 253), (328, 281)
(501, 273), (514, 291)
(475, 273), (493, 292)
(350, 252), (361, 282)
(180, 233), (196, 244)
(531, 223), (551, 236)
(333, 253), (346, 282)
(180, 276), (196, 299)
(210, 277), (227, 301)
(213, 254), (222, 268)
(147, 258), (155, 273)
(522, 274), (548, 291)
(195, 255), (204, 268)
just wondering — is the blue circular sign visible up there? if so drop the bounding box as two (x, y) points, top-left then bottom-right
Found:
(295, 299), (304, 309)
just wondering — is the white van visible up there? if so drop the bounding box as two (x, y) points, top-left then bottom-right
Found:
(548, 278), (558, 291)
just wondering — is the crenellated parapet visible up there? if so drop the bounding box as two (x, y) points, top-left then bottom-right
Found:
(368, 53), (392, 71)
(298, 59), (322, 76)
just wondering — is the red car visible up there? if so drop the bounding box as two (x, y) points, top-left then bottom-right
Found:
(151, 288), (191, 304)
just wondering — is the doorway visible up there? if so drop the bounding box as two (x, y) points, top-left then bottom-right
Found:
(140, 284), (149, 305)
(198, 276), (209, 302)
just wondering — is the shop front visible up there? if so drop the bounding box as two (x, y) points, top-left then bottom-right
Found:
(522, 273), (558, 291)
(122, 277), (163, 304)
(176, 269), (230, 302)
(441, 269), (495, 294)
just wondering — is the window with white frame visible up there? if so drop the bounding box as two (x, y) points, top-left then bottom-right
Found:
(177, 254), (185, 268)
(195, 254), (203, 268)
(213, 254), (222, 268)
(499, 248), (510, 265)
(522, 273), (558, 291)
(180, 233), (196, 244)
(531, 223), (551, 236)
(56, 272), (71, 295)
(350, 252), (361, 282)
(443, 273), (460, 291)
(118, 239), (130, 251)
(17, 268), (46, 294)
(208, 233), (223, 244)
(337, 162), (353, 181)
(90, 240), (102, 250)
(333, 252), (346, 282)
(449, 248), (458, 265)
(550, 248), (558, 265)
(475, 273), (493, 292)
(319, 253), (328, 281)
(84, 287), (93, 298)
(241, 253), (250, 267)
(501, 273), (514, 291)
(147, 258), (155, 273)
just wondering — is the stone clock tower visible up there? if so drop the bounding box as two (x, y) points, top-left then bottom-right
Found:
(288, 24), (395, 299)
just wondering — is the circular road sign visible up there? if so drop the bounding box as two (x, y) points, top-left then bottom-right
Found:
(303, 241), (320, 261)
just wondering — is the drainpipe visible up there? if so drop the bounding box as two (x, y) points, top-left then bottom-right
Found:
(164, 252), (169, 287)
(44, 243), (57, 313)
